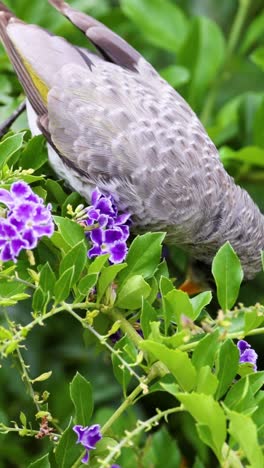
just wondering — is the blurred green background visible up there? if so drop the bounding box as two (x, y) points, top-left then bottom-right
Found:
(0, 0), (264, 466)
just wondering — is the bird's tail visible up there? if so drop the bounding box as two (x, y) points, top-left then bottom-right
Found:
(48, 0), (141, 71)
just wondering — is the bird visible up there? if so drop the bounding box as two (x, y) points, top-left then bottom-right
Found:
(0, 0), (263, 283)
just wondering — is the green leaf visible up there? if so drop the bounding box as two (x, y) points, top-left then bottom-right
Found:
(46, 179), (67, 205)
(70, 372), (93, 426)
(160, 65), (190, 88)
(160, 329), (190, 349)
(146, 276), (158, 305)
(159, 379), (180, 398)
(249, 372), (264, 394)
(0, 294), (30, 306)
(220, 145), (264, 167)
(53, 216), (85, 247)
(208, 95), (242, 146)
(241, 13), (264, 54)
(20, 411), (27, 427)
(28, 454), (50, 468)
(191, 291), (212, 320)
(163, 288), (194, 329)
(32, 371), (52, 383)
(244, 308), (264, 334)
(215, 339), (239, 399)
(159, 276), (174, 296)
(20, 135), (47, 170)
(140, 340), (196, 391)
(119, 232), (165, 284)
(97, 263), (127, 302)
(177, 393), (226, 460)
(112, 335), (137, 391)
(32, 286), (47, 313)
(88, 254), (109, 275)
(54, 266), (75, 303)
(60, 241), (88, 287)
(77, 273), (98, 297)
(226, 409), (264, 468)
(141, 300), (158, 338)
(212, 242), (243, 310)
(39, 262), (56, 296)
(224, 372), (264, 413)
(62, 192), (83, 217)
(116, 275), (151, 309)
(238, 93), (263, 147)
(50, 231), (71, 253)
(252, 392), (264, 438)
(178, 16), (226, 111)
(0, 133), (24, 169)
(17, 174), (44, 184)
(192, 330), (220, 371)
(90, 437), (118, 465)
(55, 419), (81, 468)
(0, 278), (28, 302)
(0, 326), (12, 340)
(196, 366), (218, 396)
(155, 259), (169, 281)
(121, 0), (188, 52)
(251, 46), (264, 72)
(253, 98), (264, 148)
(238, 362), (256, 377)
(142, 426), (181, 467)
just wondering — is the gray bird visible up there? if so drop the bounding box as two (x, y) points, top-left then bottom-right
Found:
(0, 0), (263, 281)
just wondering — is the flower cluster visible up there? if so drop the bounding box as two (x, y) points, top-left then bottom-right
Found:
(73, 424), (102, 464)
(85, 188), (130, 264)
(0, 181), (54, 262)
(237, 340), (258, 371)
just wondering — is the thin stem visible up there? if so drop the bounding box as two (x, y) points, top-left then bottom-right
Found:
(101, 385), (144, 434)
(71, 384), (146, 468)
(229, 326), (264, 339)
(63, 303), (144, 384)
(0, 301), (95, 355)
(15, 348), (41, 412)
(13, 274), (36, 289)
(101, 364), (160, 435)
(0, 100), (26, 138)
(179, 325), (264, 352)
(99, 406), (184, 467)
(0, 424), (60, 438)
(71, 361), (163, 468)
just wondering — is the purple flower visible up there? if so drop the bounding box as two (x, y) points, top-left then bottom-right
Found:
(111, 465), (121, 468)
(0, 181), (54, 262)
(237, 340), (258, 371)
(73, 424), (102, 464)
(85, 189), (130, 264)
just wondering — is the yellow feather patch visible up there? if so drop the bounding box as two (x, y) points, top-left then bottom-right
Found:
(22, 59), (49, 104)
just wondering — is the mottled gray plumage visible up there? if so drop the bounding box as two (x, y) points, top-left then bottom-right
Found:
(0, 0), (263, 279)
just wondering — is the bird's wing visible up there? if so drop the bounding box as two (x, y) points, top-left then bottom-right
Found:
(0, 3), (46, 116)
(48, 0), (141, 70)
(48, 60), (227, 233)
